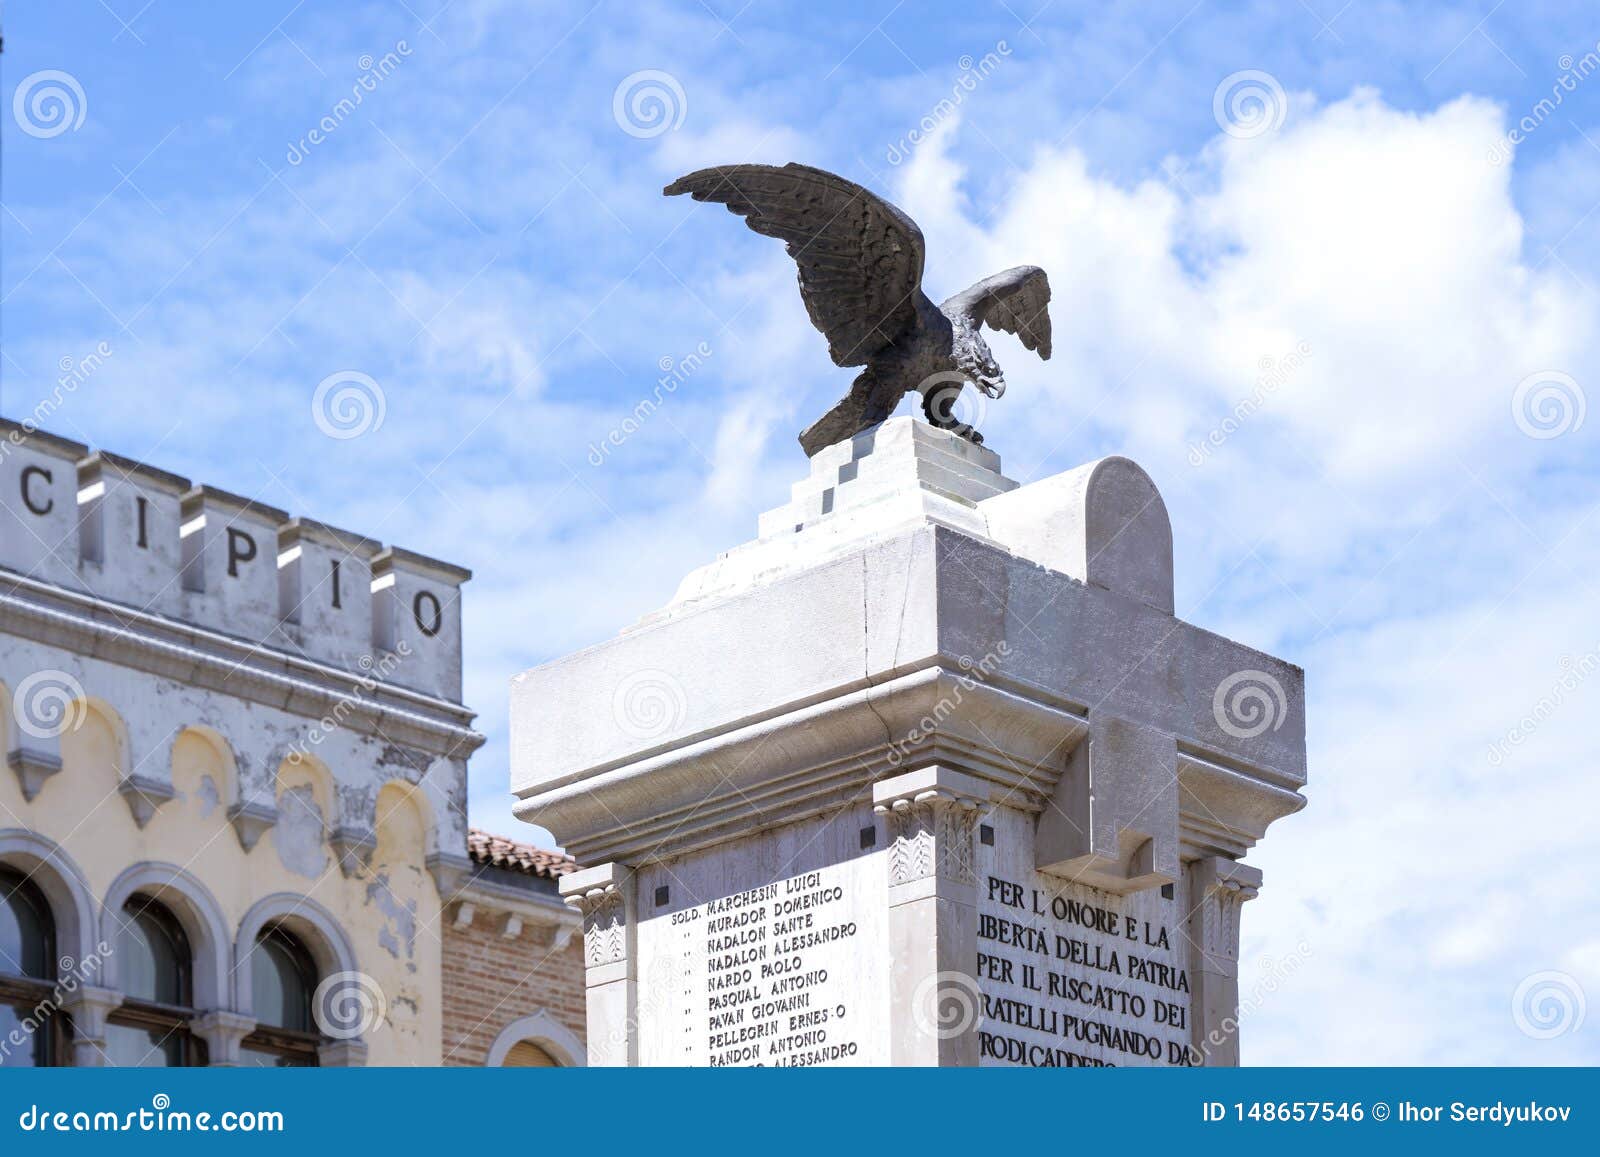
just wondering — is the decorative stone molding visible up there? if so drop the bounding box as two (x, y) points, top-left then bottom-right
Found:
(61, 985), (123, 1067)
(0, 574), (483, 761)
(7, 745), (62, 801)
(193, 1009), (258, 1067)
(451, 901), (476, 928)
(227, 800), (278, 852)
(118, 774), (178, 828)
(329, 825), (377, 877)
(1177, 747), (1307, 860)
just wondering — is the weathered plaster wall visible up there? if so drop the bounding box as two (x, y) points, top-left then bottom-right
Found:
(0, 640), (456, 1063)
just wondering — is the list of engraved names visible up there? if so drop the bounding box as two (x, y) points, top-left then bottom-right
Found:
(668, 864), (870, 1066)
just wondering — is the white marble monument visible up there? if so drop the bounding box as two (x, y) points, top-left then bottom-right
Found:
(511, 418), (1306, 1067)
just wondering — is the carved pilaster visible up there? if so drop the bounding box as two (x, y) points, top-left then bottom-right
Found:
(1185, 855), (1262, 1067)
(560, 863), (636, 1066)
(873, 767), (988, 1066)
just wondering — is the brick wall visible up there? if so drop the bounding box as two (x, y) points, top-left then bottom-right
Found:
(441, 900), (587, 1066)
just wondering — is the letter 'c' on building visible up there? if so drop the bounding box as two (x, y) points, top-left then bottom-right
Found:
(20, 465), (53, 515)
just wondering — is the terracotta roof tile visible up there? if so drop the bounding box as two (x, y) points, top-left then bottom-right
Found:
(467, 828), (576, 879)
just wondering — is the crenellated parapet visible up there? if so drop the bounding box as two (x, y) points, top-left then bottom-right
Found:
(1, 417), (483, 892)
(2, 418), (470, 702)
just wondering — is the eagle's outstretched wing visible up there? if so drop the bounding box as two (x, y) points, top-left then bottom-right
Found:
(665, 163), (926, 367)
(941, 266), (1053, 359)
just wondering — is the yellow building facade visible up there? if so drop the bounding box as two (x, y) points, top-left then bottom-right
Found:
(0, 419), (580, 1067)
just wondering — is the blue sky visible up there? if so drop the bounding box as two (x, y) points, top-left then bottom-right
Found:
(5, 1), (1599, 1064)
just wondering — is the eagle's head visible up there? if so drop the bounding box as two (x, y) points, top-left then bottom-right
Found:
(953, 327), (1006, 398)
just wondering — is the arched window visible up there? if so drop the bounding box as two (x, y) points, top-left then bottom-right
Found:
(105, 896), (201, 1066)
(502, 1040), (560, 1067)
(0, 867), (65, 1067)
(240, 926), (319, 1067)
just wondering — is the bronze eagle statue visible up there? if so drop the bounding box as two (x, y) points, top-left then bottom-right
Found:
(665, 163), (1053, 457)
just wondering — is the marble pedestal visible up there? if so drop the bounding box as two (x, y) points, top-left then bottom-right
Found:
(511, 418), (1306, 1067)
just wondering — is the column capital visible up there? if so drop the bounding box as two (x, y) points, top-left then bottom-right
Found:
(193, 1009), (258, 1066)
(872, 765), (990, 812)
(560, 863), (635, 969)
(61, 985), (123, 1067)
(1191, 855), (1262, 972)
(874, 767), (987, 891)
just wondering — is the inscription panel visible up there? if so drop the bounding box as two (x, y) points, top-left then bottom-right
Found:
(635, 809), (889, 1066)
(975, 807), (1194, 1067)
